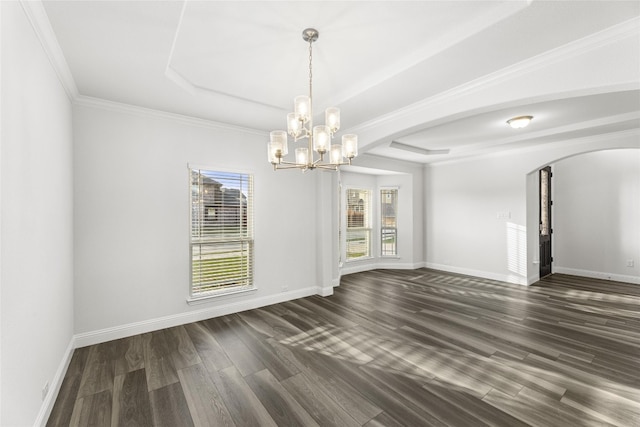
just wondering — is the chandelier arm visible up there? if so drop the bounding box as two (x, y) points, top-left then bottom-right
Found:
(314, 164), (339, 171)
(278, 159), (304, 166)
(274, 163), (307, 170)
(314, 158), (353, 168)
(311, 153), (327, 166)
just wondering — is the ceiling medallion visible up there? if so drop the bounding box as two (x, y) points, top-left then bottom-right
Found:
(267, 28), (358, 171)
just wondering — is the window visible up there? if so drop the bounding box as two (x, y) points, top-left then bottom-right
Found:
(190, 168), (254, 298)
(346, 189), (371, 260)
(380, 188), (398, 256)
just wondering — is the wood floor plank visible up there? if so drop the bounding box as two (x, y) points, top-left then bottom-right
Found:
(111, 369), (153, 427)
(177, 363), (235, 427)
(363, 411), (405, 427)
(149, 382), (194, 427)
(142, 331), (179, 391)
(221, 337), (266, 377)
(360, 364), (489, 427)
(76, 343), (115, 398)
(209, 365), (277, 427)
(164, 325), (202, 370)
(226, 315), (300, 381)
(48, 270), (640, 427)
(184, 321), (233, 373)
(423, 378), (530, 427)
(281, 372), (361, 427)
(69, 389), (112, 427)
(287, 344), (383, 424)
(114, 335), (145, 376)
(245, 369), (319, 427)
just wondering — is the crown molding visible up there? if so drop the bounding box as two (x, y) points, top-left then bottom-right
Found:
(350, 16), (640, 142)
(74, 95), (266, 136)
(20, 0), (266, 136)
(428, 128), (640, 168)
(19, 0), (78, 100)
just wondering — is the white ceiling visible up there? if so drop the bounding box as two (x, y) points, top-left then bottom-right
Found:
(40, 0), (640, 166)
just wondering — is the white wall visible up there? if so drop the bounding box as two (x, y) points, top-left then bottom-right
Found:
(1, 2), (75, 425)
(553, 149), (640, 283)
(72, 102), (323, 340)
(426, 155), (528, 284)
(426, 132), (640, 286)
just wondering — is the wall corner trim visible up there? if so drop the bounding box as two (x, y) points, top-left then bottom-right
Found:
(33, 336), (76, 427)
(19, 0), (79, 100)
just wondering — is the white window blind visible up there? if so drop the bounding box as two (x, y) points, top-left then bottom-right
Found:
(381, 188), (398, 256)
(346, 188), (371, 260)
(190, 168), (254, 297)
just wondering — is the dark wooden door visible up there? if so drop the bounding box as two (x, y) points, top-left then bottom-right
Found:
(539, 166), (552, 278)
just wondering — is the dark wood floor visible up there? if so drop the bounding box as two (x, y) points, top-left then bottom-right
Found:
(47, 269), (640, 426)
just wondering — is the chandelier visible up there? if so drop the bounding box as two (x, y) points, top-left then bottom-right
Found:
(268, 28), (358, 171)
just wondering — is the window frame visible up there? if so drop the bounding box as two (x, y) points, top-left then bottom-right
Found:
(345, 187), (373, 262)
(380, 187), (399, 257)
(187, 165), (256, 303)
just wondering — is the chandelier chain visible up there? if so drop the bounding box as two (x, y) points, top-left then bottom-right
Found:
(308, 40), (313, 102)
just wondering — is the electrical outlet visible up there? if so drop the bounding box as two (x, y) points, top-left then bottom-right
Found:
(627, 259), (634, 267)
(42, 381), (49, 401)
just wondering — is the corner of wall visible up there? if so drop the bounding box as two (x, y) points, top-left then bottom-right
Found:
(33, 337), (76, 427)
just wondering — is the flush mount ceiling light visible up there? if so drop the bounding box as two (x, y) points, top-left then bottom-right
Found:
(267, 28), (358, 171)
(507, 115), (533, 129)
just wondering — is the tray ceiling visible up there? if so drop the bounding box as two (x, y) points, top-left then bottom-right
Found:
(40, 0), (640, 164)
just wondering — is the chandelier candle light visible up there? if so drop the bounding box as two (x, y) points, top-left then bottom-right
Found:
(268, 28), (358, 171)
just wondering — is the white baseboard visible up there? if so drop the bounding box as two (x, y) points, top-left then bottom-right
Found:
(340, 260), (426, 276)
(316, 285), (334, 297)
(425, 262), (528, 286)
(375, 261), (425, 270)
(340, 262), (378, 276)
(34, 336), (76, 427)
(74, 286), (318, 348)
(554, 266), (640, 285)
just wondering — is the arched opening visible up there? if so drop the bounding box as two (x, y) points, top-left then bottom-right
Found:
(526, 148), (640, 285)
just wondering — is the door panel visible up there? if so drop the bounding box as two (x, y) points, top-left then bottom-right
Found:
(539, 166), (552, 278)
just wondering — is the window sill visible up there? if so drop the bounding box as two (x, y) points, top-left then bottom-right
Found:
(186, 286), (257, 305)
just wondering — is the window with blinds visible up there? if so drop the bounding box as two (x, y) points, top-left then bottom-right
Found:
(381, 188), (398, 256)
(346, 188), (371, 260)
(190, 168), (254, 298)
